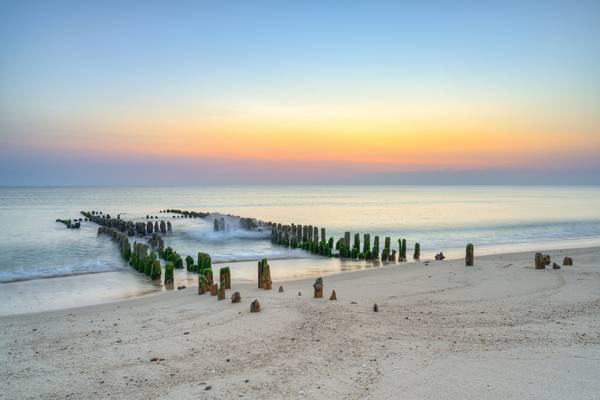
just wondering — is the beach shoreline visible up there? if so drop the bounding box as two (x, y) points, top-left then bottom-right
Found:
(3, 239), (600, 317)
(1, 245), (599, 399)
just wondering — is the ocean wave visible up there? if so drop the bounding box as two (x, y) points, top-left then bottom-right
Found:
(184, 227), (270, 242)
(0, 258), (122, 284)
(209, 248), (313, 263)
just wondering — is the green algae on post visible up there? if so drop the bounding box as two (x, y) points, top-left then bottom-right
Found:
(185, 255), (194, 271)
(413, 243), (421, 261)
(164, 262), (174, 285)
(220, 266), (231, 289)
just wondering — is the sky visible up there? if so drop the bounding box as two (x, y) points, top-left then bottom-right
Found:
(1, 1), (599, 185)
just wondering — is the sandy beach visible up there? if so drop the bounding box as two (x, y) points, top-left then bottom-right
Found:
(1, 246), (599, 400)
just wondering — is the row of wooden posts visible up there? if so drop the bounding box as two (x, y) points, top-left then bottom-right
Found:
(80, 211), (172, 237)
(272, 223), (476, 266)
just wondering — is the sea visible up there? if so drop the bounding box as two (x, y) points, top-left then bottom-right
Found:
(1, 185), (599, 315)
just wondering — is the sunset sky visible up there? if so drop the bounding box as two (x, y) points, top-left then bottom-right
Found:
(1, 1), (599, 185)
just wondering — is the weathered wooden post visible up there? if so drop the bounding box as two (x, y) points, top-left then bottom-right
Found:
(382, 236), (391, 261)
(167, 221), (172, 232)
(262, 262), (272, 290)
(363, 234), (371, 259)
(535, 252), (543, 269)
(258, 258), (265, 289)
(466, 243), (474, 266)
(231, 291), (241, 303)
(185, 255), (194, 271)
(353, 233), (360, 251)
(210, 283), (218, 296)
(164, 262), (174, 285)
(151, 259), (161, 280)
(160, 220), (166, 234)
(413, 243), (421, 261)
(563, 257), (573, 266)
(372, 236), (380, 260)
(313, 277), (323, 298)
(173, 253), (183, 269)
(321, 228), (326, 244)
(198, 274), (207, 295)
(217, 282), (225, 300)
(146, 221), (153, 234)
(535, 252), (551, 269)
(220, 266), (231, 289)
(144, 253), (153, 276)
(329, 290), (337, 300)
(250, 299), (261, 312)
(398, 238), (407, 262)
(344, 232), (351, 248)
(204, 267), (214, 287)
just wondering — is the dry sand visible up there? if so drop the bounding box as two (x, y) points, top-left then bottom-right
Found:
(1, 247), (599, 399)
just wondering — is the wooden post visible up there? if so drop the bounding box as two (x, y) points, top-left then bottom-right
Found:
(262, 262), (272, 290)
(363, 234), (371, 259)
(398, 238), (407, 261)
(164, 261), (174, 285)
(413, 243), (420, 261)
(382, 236), (391, 261)
(258, 258), (266, 288)
(231, 291), (241, 303)
(535, 252), (546, 269)
(466, 243), (474, 266)
(198, 274), (207, 295)
(313, 277), (323, 298)
(204, 268), (213, 287)
(372, 236), (380, 260)
(217, 282), (225, 300)
(220, 266), (231, 289)
(563, 257), (573, 266)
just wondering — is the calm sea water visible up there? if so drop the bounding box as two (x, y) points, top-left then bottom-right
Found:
(1, 186), (599, 314)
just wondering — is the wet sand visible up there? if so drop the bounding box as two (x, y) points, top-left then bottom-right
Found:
(1, 246), (599, 399)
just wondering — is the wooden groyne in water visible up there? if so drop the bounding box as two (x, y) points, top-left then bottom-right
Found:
(154, 208), (429, 265)
(269, 221), (426, 264)
(58, 209), (453, 267)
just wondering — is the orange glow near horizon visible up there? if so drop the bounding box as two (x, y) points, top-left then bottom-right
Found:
(13, 107), (598, 172)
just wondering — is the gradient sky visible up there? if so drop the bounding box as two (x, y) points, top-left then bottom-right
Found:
(1, 1), (599, 185)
